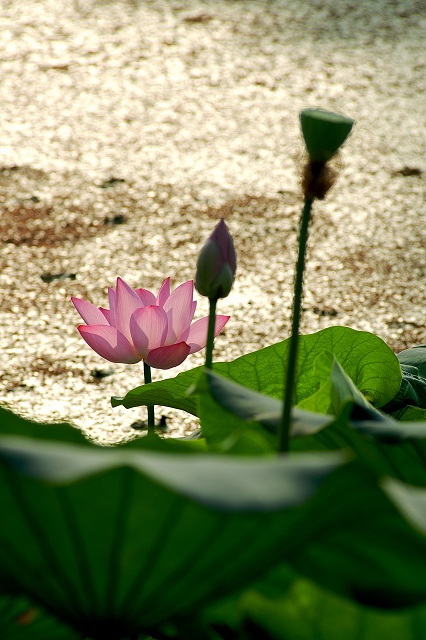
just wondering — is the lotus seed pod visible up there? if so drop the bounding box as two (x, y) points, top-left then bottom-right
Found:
(300, 108), (355, 163)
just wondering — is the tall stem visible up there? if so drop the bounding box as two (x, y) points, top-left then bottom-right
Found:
(205, 297), (217, 369)
(278, 196), (313, 453)
(143, 361), (155, 435)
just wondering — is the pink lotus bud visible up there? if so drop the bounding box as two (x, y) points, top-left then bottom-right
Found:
(195, 219), (237, 299)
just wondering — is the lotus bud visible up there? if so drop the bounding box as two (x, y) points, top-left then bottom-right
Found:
(195, 219), (237, 299)
(300, 108), (355, 163)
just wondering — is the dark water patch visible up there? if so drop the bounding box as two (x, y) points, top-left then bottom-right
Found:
(202, 194), (297, 220)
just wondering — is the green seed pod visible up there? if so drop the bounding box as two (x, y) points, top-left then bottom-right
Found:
(300, 108), (355, 163)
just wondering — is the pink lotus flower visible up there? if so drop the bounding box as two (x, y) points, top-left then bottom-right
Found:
(72, 277), (229, 369)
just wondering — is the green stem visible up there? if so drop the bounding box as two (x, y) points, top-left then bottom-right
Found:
(143, 361), (155, 435)
(205, 297), (218, 369)
(278, 196), (314, 453)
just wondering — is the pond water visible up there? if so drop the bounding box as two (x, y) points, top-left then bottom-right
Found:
(0, 0), (424, 442)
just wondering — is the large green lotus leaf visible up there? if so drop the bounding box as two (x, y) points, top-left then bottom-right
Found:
(195, 370), (333, 451)
(3, 438), (426, 635)
(381, 345), (426, 417)
(0, 433), (352, 638)
(195, 369), (426, 488)
(240, 574), (426, 640)
(397, 345), (426, 377)
(284, 466), (426, 609)
(298, 351), (375, 415)
(0, 594), (81, 640)
(292, 401), (426, 487)
(381, 364), (426, 415)
(393, 406), (426, 422)
(0, 406), (90, 446)
(195, 370), (426, 487)
(112, 327), (401, 416)
(193, 465), (426, 616)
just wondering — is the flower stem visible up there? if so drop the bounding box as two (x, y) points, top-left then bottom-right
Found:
(278, 196), (313, 453)
(143, 361), (155, 435)
(205, 297), (218, 369)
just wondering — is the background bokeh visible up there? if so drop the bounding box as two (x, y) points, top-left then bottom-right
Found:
(0, 0), (424, 441)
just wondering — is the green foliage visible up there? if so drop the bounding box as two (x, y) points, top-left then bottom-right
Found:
(293, 401), (426, 487)
(6, 403), (426, 637)
(0, 594), (81, 640)
(240, 575), (426, 640)
(398, 345), (426, 377)
(111, 366), (200, 414)
(195, 368), (426, 488)
(0, 406), (90, 446)
(396, 406), (426, 422)
(0, 410), (358, 638)
(3, 330), (426, 639)
(112, 327), (401, 417)
(201, 565), (426, 640)
(195, 369), (333, 453)
(381, 345), (426, 420)
(382, 364), (426, 416)
(6, 100), (426, 640)
(298, 350), (373, 414)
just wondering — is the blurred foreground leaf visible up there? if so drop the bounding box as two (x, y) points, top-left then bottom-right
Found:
(0, 422), (349, 637)
(2, 434), (426, 636)
(240, 574), (426, 640)
(3, 408), (426, 639)
(0, 594), (80, 640)
(0, 406), (89, 446)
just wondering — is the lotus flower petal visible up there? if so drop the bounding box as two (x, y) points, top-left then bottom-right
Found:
(116, 276), (141, 299)
(211, 219), (237, 274)
(72, 277), (230, 370)
(130, 306), (168, 358)
(156, 277), (171, 307)
(78, 325), (141, 364)
(114, 278), (144, 341)
(145, 342), (191, 370)
(135, 288), (156, 306)
(163, 280), (195, 344)
(108, 287), (117, 327)
(99, 307), (111, 324)
(72, 297), (109, 326)
(180, 315), (230, 353)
